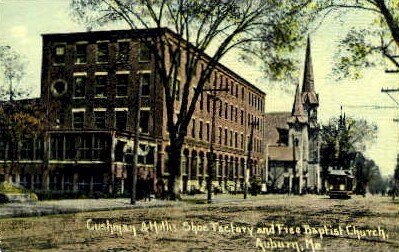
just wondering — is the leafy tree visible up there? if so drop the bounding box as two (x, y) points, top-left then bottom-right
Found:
(0, 46), (44, 182)
(267, 0), (399, 79)
(319, 115), (377, 191)
(69, 0), (308, 199)
(353, 152), (381, 195)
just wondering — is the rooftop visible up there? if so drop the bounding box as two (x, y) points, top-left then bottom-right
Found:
(42, 28), (265, 96)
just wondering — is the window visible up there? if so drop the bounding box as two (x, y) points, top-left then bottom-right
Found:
(206, 94), (211, 112)
(73, 111), (84, 129)
(35, 139), (43, 160)
(140, 110), (150, 133)
(77, 136), (91, 160)
(241, 133), (244, 149)
(230, 105), (234, 121)
(235, 85), (238, 98)
(199, 121), (203, 140)
(21, 139), (34, 160)
(200, 92), (203, 110)
(249, 93), (251, 106)
(139, 42), (151, 61)
(241, 110), (244, 125)
(50, 135), (64, 160)
(93, 137), (107, 160)
(219, 100), (223, 117)
(218, 127), (222, 144)
(116, 74), (128, 97)
(235, 107), (238, 123)
(138, 144), (155, 165)
(54, 44), (66, 64)
(94, 110), (106, 129)
(192, 119), (196, 138)
(224, 102), (228, 119)
(230, 82), (234, 95)
(65, 135), (76, 160)
(174, 79), (180, 101)
(117, 41), (129, 62)
(97, 42), (109, 62)
(75, 43), (87, 64)
(115, 110), (127, 131)
(234, 132), (238, 148)
(140, 73), (151, 96)
(206, 123), (210, 141)
(224, 129), (228, 146)
(242, 87), (245, 100)
(95, 74), (107, 97)
(0, 141), (5, 160)
(73, 75), (86, 98)
(230, 130), (233, 146)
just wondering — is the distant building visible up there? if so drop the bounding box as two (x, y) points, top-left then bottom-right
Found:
(265, 38), (320, 194)
(0, 28), (266, 196)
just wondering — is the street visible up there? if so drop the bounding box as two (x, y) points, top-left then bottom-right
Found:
(0, 194), (398, 251)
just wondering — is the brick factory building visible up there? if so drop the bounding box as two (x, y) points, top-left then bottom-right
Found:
(0, 28), (267, 197)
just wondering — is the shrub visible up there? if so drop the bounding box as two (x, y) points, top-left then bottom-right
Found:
(0, 182), (38, 202)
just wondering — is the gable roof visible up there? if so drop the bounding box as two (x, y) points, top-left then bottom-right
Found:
(268, 146), (297, 162)
(264, 112), (290, 145)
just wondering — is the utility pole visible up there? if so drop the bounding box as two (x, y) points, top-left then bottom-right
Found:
(130, 80), (142, 205)
(244, 120), (258, 199)
(381, 88), (399, 121)
(201, 87), (228, 204)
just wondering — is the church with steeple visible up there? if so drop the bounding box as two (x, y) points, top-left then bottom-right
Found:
(264, 37), (320, 194)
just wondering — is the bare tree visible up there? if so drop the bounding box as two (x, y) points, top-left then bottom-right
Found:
(0, 45), (26, 101)
(70, 0), (306, 199)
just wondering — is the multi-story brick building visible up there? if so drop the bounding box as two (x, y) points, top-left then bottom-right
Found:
(0, 28), (266, 196)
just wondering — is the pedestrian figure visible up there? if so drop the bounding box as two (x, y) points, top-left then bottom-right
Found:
(144, 174), (152, 202)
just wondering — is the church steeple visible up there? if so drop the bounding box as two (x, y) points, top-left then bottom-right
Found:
(302, 36), (319, 106)
(302, 36), (315, 93)
(288, 81), (307, 124)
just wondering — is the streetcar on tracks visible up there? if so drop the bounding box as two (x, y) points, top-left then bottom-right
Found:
(327, 169), (354, 199)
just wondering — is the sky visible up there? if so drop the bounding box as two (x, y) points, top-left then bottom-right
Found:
(1, 1), (398, 176)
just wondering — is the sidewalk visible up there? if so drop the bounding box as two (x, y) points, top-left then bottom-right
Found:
(0, 198), (179, 218)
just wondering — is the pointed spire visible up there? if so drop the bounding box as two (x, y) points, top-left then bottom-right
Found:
(292, 82), (305, 116)
(288, 81), (307, 124)
(302, 36), (315, 93)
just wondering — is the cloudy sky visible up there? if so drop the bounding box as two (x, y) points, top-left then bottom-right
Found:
(1, 1), (398, 176)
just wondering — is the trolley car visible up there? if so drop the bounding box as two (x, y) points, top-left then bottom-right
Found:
(327, 169), (354, 199)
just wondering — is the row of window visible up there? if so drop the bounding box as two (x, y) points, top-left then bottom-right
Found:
(71, 72), (151, 99)
(189, 119), (263, 153)
(72, 108), (151, 133)
(53, 40), (265, 112)
(53, 41), (151, 65)
(198, 95), (264, 130)
(0, 139), (43, 160)
(208, 71), (264, 111)
(50, 135), (108, 161)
